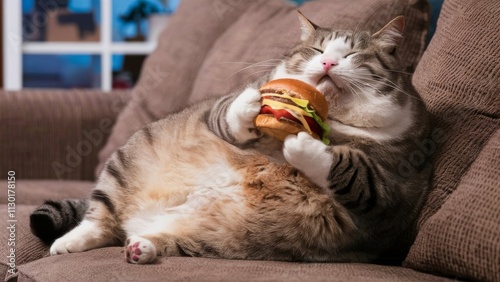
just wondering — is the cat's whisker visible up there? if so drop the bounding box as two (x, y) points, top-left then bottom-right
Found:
(342, 73), (385, 103)
(332, 70), (422, 102)
(339, 76), (366, 103)
(353, 74), (421, 102)
(226, 64), (277, 80)
(329, 73), (359, 100)
(224, 58), (283, 79)
(217, 59), (284, 65)
(344, 82), (362, 102)
(240, 68), (274, 81)
(384, 69), (414, 76)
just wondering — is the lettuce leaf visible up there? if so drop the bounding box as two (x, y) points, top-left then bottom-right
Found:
(303, 107), (331, 145)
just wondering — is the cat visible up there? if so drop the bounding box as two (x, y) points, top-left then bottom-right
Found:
(30, 13), (432, 265)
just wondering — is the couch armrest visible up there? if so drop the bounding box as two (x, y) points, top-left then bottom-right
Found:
(0, 89), (130, 180)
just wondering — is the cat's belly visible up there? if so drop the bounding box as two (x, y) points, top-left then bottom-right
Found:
(123, 126), (249, 236)
(123, 160), (246, 237)
(123, 183), (246, 236)
(134, 145), (244, 205)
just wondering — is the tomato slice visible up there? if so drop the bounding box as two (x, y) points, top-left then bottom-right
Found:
(260, 105), (322, 137)
(260, 105), (300, 123)
(304, 115), (322, 137)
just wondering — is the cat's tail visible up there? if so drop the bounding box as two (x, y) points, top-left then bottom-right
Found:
(30, 199), (89, 244)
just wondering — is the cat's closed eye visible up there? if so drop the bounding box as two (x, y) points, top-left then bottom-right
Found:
(343, 51), (358, 59)
(310, 47), (324, 54)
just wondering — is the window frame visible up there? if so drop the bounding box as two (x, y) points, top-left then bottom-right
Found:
(2, 1), (158, 91)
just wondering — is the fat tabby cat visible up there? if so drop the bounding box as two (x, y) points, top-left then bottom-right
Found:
(30, 13), (431, 264)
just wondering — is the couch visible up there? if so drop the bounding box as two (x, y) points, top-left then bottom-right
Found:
(1, 0), (498, 281)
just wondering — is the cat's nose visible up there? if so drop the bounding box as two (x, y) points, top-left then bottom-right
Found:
(321, 59), (338, 71)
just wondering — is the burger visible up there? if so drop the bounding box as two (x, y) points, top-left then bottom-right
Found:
(253, 78), (330, 145)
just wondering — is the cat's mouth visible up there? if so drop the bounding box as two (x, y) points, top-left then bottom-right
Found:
(318, 75), (342, 91)
(316, 75), (342, 105)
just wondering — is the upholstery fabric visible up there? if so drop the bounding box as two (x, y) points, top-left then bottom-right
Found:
(404, 0), (500, 280)
(405, 130), (500, 281)
(408, 0), (500, 229)
(1, 205), (50, 281)
(0, 180), (93, 280)
(0, 180), (95, 205)
(97, 0), (430, 175)
(0, 90), (129, 181)
(14, 250), (452, 282)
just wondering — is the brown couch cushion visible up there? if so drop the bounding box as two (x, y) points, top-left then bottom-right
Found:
(1, 205), (49, 281)
(97, 0), (430, 174)
(405, 130), (500, 281)
(14, 249), (452, 282)
(404, 0), (500, 280)
(410, 0), (500, 226)
(0, 181), (93, 280)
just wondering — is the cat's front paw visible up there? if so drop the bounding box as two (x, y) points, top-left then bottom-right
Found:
(226, 87), (262, 143)
(125, 236), (157, 264)
(283, 132), (332, 189)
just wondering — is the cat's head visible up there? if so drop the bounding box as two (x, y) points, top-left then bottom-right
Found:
(271, 13), (412, 131)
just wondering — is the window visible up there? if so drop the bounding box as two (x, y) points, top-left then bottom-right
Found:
(3, 0), (180, 91)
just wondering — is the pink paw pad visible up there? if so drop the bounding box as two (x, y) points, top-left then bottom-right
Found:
(127, 242), (143, 261)
(124, 237), (156, 264)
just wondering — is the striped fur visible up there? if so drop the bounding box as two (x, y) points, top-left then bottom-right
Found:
(30, 199), (88, 244)
(31, 15), (431, 265)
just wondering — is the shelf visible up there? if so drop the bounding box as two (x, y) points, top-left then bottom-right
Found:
(22, 42), (158, 54)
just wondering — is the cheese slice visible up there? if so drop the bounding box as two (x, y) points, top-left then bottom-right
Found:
(285, 108), (313, 135)
(261, 93), (309, 108)
(261, 99), (313, 134)
(261, 99), (312, 118)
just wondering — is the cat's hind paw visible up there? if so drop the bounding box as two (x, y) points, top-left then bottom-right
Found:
(125, 236), (157, 264)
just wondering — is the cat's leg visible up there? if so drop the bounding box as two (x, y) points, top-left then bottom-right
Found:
(50, 194), (120, 255)
(123, 213), (194, 264)
(50, 218), (113, 255)
(125, 232), (213, 264)
(283, 132), (333, 189)
(125, 232), (193, 264)
(123, 210), (231, 264)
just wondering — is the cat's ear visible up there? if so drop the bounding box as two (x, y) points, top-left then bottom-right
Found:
(297, 10), (318, 41)
(372, 16), (405, 53)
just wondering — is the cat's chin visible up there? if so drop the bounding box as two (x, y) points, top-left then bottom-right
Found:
(316, 75), (341, 107)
